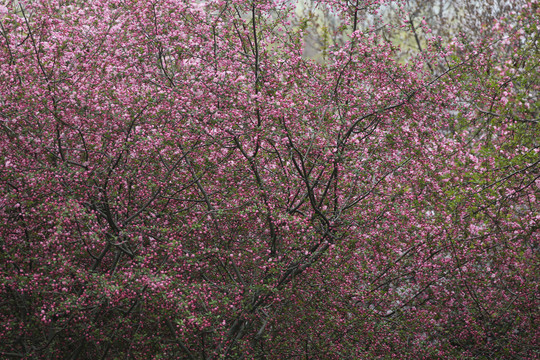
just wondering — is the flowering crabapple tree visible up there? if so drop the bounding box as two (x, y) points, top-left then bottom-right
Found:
(0, 0), (538, 359)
